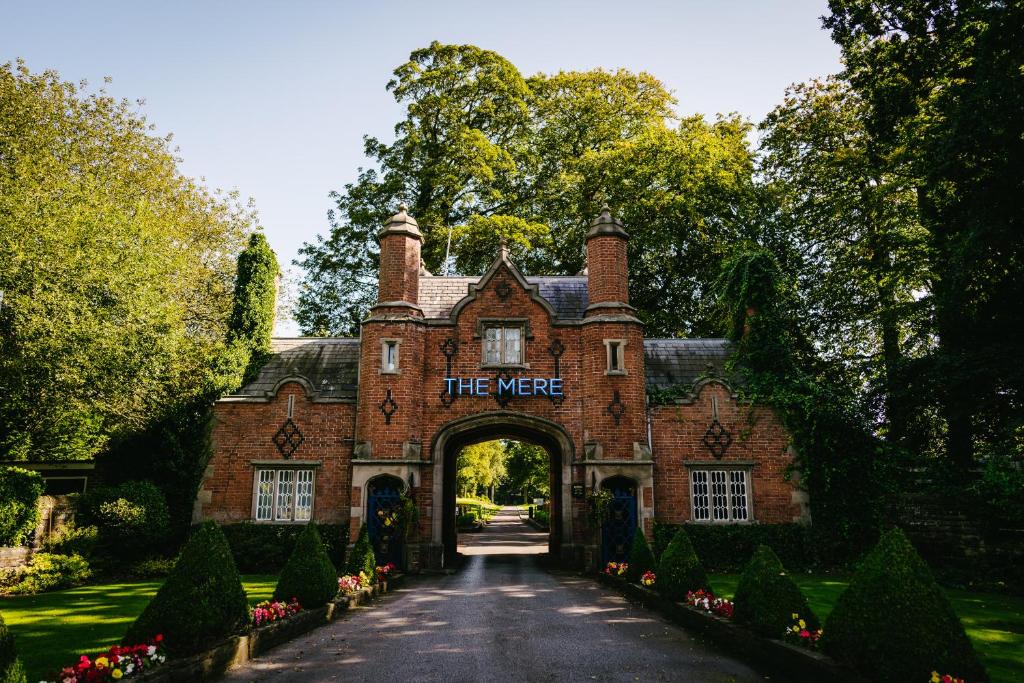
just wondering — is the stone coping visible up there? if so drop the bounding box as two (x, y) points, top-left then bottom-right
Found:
(595, 573), (866, 683)
(134, 575), (404, 682)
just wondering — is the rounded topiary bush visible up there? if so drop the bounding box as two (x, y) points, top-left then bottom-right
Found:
(625, 531), (656, 584)
(0, 611), (27, 683)
(125, 521), (248, 657)
(657, 527), (711, 600)
(822, 527), (986, 683)
(274, 523), (338, 607)
(732, 544), (818, 637)
(345, 523), (376, 579)
(79, 480), (171, 557)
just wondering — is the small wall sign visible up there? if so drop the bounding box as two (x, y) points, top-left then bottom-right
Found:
(571, 483), (585, 498)
(443, 376), (564, 398)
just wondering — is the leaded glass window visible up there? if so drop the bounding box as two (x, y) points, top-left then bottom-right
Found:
(483, 325), (523, 364)
(689, 467), (751, 523)
(253, 468), (315, 522)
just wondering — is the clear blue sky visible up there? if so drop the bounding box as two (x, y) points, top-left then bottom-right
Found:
(3, 1), (841, 332)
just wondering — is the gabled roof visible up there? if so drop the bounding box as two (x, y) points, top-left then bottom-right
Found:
(223, 338), (360, 402)
(418, 274), (588, 320)
(643, 338), (733, 390)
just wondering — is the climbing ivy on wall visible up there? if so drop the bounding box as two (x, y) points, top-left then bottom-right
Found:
(717, 248), (893, 563)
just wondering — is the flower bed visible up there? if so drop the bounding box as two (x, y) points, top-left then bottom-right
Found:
(685, 589), (734, 619)
(49, 636), (166, 682)
(783, 613), (822, 650)
(249, 598), (301, 627)
(603, 561), (628, 577)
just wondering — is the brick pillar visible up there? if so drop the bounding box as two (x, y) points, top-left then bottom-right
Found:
(375, 203), (423, 315)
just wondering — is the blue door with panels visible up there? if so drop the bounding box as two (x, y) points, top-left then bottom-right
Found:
(367, 476), (404, 567)
(601, 477), (638, 564)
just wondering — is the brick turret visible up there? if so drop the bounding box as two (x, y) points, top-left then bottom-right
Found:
(375, 203), (422, 316)
(585, 206), (632, 317)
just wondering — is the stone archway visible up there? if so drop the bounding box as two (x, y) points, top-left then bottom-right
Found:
(429, 411), (576, 568)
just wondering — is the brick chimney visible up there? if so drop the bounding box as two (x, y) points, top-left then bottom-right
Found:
(585, 206), (632, 317)
(375, 203), (422, 315)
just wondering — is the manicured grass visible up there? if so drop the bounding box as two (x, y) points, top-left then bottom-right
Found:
(710, 572), (1024, 683)
(0, 575), (276, 681)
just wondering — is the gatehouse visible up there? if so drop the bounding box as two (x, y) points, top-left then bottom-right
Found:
(195, 206), (809, 569)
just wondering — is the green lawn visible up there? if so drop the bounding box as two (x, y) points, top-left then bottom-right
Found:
(0, 575), (276, 682)
(709, 573), (1024, 683)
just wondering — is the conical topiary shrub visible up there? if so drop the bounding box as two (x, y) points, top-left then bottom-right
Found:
(345, 523), (376, 579)
(625, 530), (657, 584)
(657, 527), (711, 600)
(0, 612), (27, 683)
(822, 528), (986, 683)
(274, 523), (338, 607)
(125, 521), (248, 657)
(732, 544), (818, 637)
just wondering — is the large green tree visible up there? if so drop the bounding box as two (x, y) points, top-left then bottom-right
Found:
(758, 77), (929, 447)
(295, 42), (755, 337)
(824, 0), (1024, 467)
(0, 61), (254, 461)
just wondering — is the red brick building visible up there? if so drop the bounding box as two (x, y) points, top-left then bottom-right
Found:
(196, 206), (809, 569)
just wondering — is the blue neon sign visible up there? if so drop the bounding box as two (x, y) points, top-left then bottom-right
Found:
(443, 376), (563, 398)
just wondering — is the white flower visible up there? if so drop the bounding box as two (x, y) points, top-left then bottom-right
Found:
(147, 645), (157, 656)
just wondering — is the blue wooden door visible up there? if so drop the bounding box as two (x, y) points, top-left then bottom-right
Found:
(367, 477), (404, 567)
(601, 478), (638, 564)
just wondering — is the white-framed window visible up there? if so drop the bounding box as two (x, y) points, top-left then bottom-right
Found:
(604, 339), (627, 374)
(254, 468), (315, 522)
(380, 339), (401, 374)
(689, 468), (750, 523)
(483, 325), (523, 365)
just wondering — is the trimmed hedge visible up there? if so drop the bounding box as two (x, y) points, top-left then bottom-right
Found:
(656, 527), (711, 600)
(345, 523), (375, 577)
(625, 531), (656, 584)
(78, 481), (171, 557)
(1, 553), (91, 595)
(220, 522), (346, 573)
(125, 521), (248, 657)
(822, 528), (986, 683)
(274, 523), (338, 607)
(0, 467), (43, 547)
(0, 611), (27, 683)
(732, 545), (818, 638)
(653, 521), (815, 571)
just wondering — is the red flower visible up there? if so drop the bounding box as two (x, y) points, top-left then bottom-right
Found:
(155, 633), (164, 642)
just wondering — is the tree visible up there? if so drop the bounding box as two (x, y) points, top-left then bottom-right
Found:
(0, 60), (254, 461)
(823, 1), (1024, 468)
(503, 442), (549, 502)
(227, 233), (279, 384)
(456, 440), (507, 498)
(759, 77), (928, 447)
(295, 43), (755, 337)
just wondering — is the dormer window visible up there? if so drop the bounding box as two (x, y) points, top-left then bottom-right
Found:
(605, 339), (627, 375)
(381, 339), (401, 374)
(483, 325), (523, 365)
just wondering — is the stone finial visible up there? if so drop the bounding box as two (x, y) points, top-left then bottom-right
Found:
(587, 204), (629, 240)
(499, 235), (509, 259)
(379, 202), (422, 242)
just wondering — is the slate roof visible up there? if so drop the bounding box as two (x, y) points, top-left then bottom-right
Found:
(226, 338), (360, 401)
(643, 338), (734, 391)
(418, 275), (589, 320)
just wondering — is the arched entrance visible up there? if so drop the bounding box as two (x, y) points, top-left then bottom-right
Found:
(431, 411), (575, 568)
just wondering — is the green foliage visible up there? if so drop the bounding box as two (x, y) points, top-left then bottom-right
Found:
(127, 557), (177, 578)
(41, 524), (98, 559)
(653, 522), (815, 572)
(504, 442), (549, 500)
(0, 468), (42, 547)
(656, 528), (711, 600)
(625, 532), (656, 584)
(0, 612), (27, 683)
(220, 522), (347, 574)
(456, 441), (507, 497)
(295, 42), (756, 337)
(0, 60), (254, 461)
(274, 523), (338, 607)
(227, 232), (279, 386)
(125, 521), (248, 656)
(78, 481), (171, 558)
(823, 528), (986, 683)
(732, 545), (818, 638)
(717, 248), (888, 562)
(345, 524), (376, 578)
(1, 553), (91, 596)
(971, 454), (1024, 530)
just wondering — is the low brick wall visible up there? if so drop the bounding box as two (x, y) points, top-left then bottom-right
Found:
(595, 573), (866, 683)
(135, 576), (403, 682)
